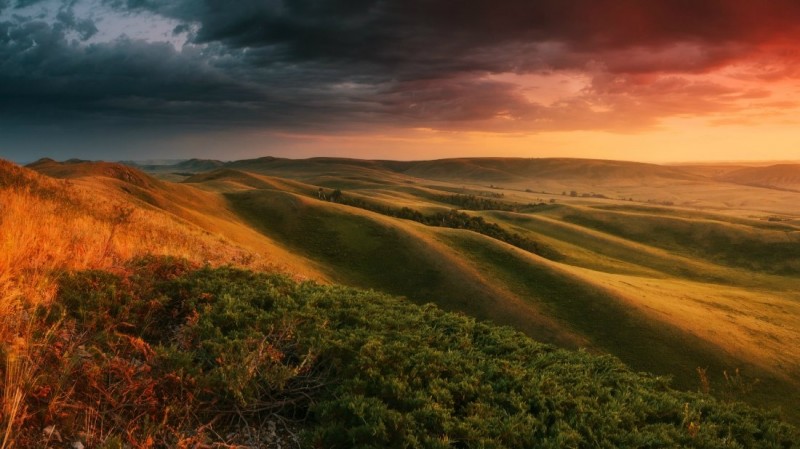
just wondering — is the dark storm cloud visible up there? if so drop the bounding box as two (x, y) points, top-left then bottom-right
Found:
(0, 6), (388, 133)
(4, 0), (800, 152)
(112, 0), (800, 73)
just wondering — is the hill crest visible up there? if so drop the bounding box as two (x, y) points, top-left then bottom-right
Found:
(27, 158), (158, 189)
(718, 164), (800, 191)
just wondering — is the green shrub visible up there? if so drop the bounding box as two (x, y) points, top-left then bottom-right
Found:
(23, 257), (798, 447)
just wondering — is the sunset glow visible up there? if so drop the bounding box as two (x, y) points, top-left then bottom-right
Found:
(3, 0), (800, 161)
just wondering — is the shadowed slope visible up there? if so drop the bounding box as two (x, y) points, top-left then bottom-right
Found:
(220, 183), (800, 420)
(225, 187), (585, 349)
(436, 231), (760, 390)
(719, 164), (800, 192)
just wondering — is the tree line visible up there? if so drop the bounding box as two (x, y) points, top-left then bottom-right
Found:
(327, 191), (556, 258)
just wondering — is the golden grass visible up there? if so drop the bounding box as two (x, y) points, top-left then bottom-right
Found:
(569, 270), (800, 384)
(0, 186), (265, 307)
(0, 160), (281, 446)
(1, 336), (26, 449)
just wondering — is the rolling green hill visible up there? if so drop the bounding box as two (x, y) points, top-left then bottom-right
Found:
(183, 161), (800, 423)
(16, 157), (800, 425)
(136, 155), (800, 215)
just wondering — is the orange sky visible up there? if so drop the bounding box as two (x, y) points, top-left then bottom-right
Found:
(4, 0), (800, 162)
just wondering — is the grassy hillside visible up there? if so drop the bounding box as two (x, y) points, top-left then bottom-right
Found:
(144, 155), (800, 215)
(225, 188), (583, 349)
(0, 159), (277, 308)
(437, 231), (745, 387)
(22, 159), (325, 280)
(11, 259), (797, 447)
(718, 164), (800, 192)
(538, 204), (800, 276)
(470, 205), (800, 406)
(181, 163), (800, 422)
(0, 159), (294, 447)
(392, 157), (704, 186)
(5, 156), (800, 445)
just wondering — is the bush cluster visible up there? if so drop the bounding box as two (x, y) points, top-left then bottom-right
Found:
(334, 194), (558, 259)
(15, 258), (798, 447)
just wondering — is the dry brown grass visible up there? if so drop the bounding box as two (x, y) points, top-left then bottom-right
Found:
(0, 160), (277, 446)
(0, 162), (269, 305)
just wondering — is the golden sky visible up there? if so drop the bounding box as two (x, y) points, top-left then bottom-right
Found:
(3, 0), (800, 162)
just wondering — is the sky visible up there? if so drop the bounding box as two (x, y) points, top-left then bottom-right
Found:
(2, 0), (800, 163)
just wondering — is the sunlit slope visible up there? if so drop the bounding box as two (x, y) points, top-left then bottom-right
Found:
(219, 181), (789, 407)
(149, 155), (800, 216)
(183, 168), (315, 194)
(476, 209), (734, 280)
(463, 204), (800, 417)
(226, 156), (424, 189)
(1, 159), (262, 307)
(474, 205), (800, 281)
(537, 204), (800, 276)
(437, 231), (729, 368)
(103, 161), (800, 420)
(25, 159), (326, 280)
(224, 187), (588, 349)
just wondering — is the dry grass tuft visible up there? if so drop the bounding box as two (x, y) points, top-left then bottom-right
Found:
(0, 159), (273, 446)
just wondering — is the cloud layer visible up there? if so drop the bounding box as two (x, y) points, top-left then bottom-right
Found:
(3, 0), (800, 159)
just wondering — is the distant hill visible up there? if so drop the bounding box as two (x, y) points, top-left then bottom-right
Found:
(123, 158), (225, 173)
(385, 157), (704, 186)
(717, 164), (800, 192)
(130, 156), (800, 194)
(136, 156), (704, 184)
(28, 157), (158, 189)
(665, 164), (750, 178)
(134, 155), (800, 193)
(222, 157), (424, 190)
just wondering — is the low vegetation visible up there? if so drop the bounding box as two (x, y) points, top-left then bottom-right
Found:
(6, 258), (798, 447)
(330, 191), (560, 259)
(435, 194), (519, 211)
(0, 160), (268, 447)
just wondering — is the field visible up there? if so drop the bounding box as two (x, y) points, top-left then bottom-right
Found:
(2, 156), (799, 446)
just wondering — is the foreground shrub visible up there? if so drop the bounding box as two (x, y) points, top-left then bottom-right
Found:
(10, 257), (797, 447)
